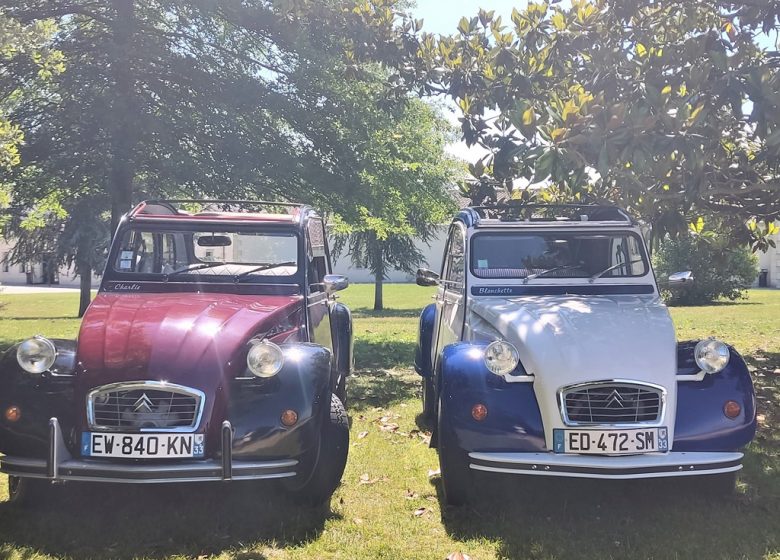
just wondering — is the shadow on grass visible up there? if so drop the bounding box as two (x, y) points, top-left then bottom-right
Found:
(436, 467), (779, 559)
(349, 307), (421, 319)
(0, 481), (336, 559)
(348, 368), (420, 412)
(354, 339), (416, 370)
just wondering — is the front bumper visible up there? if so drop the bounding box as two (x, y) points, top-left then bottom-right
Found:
(0, 418), (298, 484)
(468, 451), (743, 479)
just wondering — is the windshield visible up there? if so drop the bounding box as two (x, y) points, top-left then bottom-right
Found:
(112, 228), (299, 280)
(471, 231), (648, 280)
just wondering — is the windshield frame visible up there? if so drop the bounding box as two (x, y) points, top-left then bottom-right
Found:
(468, 229), (651, 282)
(103, 222), (304, 288)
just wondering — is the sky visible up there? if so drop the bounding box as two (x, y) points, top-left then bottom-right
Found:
(409, 1), (524, 163)
(411, 0), (522, 35)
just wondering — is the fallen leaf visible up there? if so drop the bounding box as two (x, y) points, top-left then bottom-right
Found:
(428, 468), (441, 478)
(358, 431), (369, 439)
(380, 423), (399, 432)
(353, 518), (364, 524)
(413, 507), (429, 517)
(446, 553), (472, 560)
(405, 489), (419, 500)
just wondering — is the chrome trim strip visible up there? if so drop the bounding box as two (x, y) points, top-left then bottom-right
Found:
(557, 379), (667, 428)
(468, 450), (743, 479)
(86, 381), (206, 433)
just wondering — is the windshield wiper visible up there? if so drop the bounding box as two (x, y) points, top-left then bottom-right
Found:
(523, 264), (583, 283)
(589, 259), (644, 282)
(234, 261), (296, 282)
(164, 262), (224, 281)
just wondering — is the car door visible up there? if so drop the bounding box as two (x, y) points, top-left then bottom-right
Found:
(432, 223), (467, 373)
(306, 217), (333, 352)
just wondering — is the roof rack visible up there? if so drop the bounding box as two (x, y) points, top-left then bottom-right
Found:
(464, 203), (635, 227)
(128, 199), (312, 222)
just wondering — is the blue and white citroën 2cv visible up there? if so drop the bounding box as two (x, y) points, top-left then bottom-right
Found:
(415, 204), (756, 505)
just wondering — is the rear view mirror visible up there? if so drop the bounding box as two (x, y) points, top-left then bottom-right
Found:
(323, 274), (349, 293)
(668, 271), (694, 287)
(416, 268), (440, 287)
(197, 235), (232, 247)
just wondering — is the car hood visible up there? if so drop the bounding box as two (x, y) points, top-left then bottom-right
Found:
(76, 292), (303, 385)
(469, 294), (678, 445)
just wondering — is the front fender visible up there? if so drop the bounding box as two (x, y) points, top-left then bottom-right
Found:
(674, 343), (757, 451)
(227, 343), (332, 460)
(331, 301), (353, 385)
(439, 342), (545, 453)
(0, 340), (77, 458)
(415, 303), (436, 377)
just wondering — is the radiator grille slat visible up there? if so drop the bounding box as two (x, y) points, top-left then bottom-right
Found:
(88, 384), (203, 431)
(562, 383), (663, 425)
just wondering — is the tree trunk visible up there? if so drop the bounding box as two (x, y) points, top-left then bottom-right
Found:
(109, 0), (137, 238)
(371, 235), (384, 311)
(374, 271), (383, 311)
(78, 263), (92, 318)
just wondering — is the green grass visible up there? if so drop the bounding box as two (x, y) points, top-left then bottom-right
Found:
(0, 286), (778, 560)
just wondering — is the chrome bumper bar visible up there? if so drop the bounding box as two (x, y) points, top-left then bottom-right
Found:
(0, 418), (298, 484)
(468, 451), (743, 479)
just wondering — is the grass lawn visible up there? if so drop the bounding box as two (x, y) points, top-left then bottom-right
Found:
(0, 286), (778, 559)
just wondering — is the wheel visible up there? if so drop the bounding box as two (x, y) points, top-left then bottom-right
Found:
(284, 394), (349, 507)
(437, 397), (471, 507)
(700, 471), (737, 496)
(7, 476), (49, 507)
(421, 377), (435, 424)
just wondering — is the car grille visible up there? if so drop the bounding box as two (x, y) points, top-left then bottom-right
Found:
(561, 382), (663, 425)
(87, 382), (204, 432)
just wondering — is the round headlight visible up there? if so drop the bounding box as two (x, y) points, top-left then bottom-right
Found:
(247, 340), (284, 377)
(484, 340), (520, 376)
(694, 338), (730, 374)
(16, 336), (57, 374)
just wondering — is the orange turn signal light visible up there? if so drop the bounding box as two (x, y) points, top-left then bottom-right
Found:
(724, 401), (741, 419)
(4, 405), (21, 423)
(471, 403), (488, 422)
(281, 409), (299, 427)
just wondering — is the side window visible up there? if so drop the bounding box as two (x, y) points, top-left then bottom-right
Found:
(161, 233), (179, 273)
(1, 253), (8, 273)
(307, 218), (328, 291)
(444, 226), (465, 289)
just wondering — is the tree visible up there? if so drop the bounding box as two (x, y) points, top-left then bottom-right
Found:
(653, 218), (759, 305)
(0, 0), (433, 314)
(368, 0), (780, 248)
(332, 98), (458, 310)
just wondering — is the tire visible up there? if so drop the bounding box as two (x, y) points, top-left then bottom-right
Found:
(285, 394), (349, 507)
(421, 377), (435, 424)
(437, 397), (471, 507)
(7, 476), (49, 507)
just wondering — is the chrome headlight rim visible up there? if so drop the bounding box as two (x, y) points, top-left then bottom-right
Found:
(694, 338), (730, 374)
(246, 339), (284, 378)
(484, 340), (521, 376)
(16, 335), (57, 375)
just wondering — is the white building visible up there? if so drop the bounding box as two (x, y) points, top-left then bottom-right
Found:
(757, 225), (780, 288)
(330, 227), (447, 283)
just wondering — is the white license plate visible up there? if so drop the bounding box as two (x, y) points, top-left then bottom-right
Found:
(553, 427), (668, 455)
(82, 433), (205, 458)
